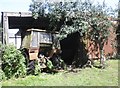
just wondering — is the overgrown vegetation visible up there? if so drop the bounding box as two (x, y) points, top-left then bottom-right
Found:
(1, 59), (118, 86)
(29, 0), (116, 67)
(0, 43), (26, 80)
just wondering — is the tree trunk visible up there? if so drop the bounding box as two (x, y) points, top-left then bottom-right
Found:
(100, 49), (103, 65)
(99, 42), (105, 68)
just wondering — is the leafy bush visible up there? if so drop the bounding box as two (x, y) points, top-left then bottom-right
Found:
(1, 44), (26, 79)
(46, 59), (53, 70)
(0, 69), (6, 81)
(34, 60), (41, 75)
(0, 42), (6, 81)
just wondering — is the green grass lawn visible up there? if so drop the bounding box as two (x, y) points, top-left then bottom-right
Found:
(1, 59), (119, 86)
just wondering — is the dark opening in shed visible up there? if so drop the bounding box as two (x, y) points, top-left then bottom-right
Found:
(60, 32), (88, 67)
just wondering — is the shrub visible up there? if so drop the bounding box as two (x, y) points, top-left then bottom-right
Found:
(0, 69), (6, 81)
(46, 59), (54, 70)
(34, 60), (41, 75)
(0, 42), (6, 81)
(1, 44), (26, 79)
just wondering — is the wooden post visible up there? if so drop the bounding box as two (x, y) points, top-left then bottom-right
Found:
(2, 12), (9, 44)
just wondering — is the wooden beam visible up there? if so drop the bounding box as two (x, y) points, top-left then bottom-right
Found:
(2, 12), (32, 17)
(2, 12), (9, 44)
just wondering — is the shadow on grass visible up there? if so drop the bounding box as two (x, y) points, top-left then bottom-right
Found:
(93, 65), (105, 69)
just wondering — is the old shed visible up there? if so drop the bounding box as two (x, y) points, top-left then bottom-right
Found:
(1, 12), (50, 48)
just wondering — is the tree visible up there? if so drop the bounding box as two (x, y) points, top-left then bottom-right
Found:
(29, 0), (115, 67)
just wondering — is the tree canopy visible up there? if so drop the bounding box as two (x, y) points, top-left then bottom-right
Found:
(29, 0), (115, 39)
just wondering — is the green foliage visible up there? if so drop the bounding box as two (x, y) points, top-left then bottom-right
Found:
(0, 69), (6, 81)
(29, 0), (116, 66)
(1, 44), (26, 79)
(29, 0), (115, 40)
(34, 60), (41, 75)
(46, 59), (53, 69)
(1, 60), (118, 86)
(0, 42), (6, 81)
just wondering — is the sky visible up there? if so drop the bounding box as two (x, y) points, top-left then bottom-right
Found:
(0, 0), (119, 21)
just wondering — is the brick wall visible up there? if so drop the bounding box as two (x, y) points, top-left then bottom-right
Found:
(87, 26), (117, 60)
